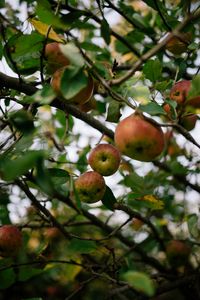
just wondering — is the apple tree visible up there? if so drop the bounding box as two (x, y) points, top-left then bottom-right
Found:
(0, 0), (200, 299)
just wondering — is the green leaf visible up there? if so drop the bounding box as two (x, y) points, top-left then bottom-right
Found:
(0, 0), (5, 7)
(187, 214), (199, 238)
(22, 298), (43, 300)
(188, 75), (200, 99)
(68, 239), (97, 254)
(36, 0), (65, 29)
(4, 33), (44, 75)
(140, 102), (166, 116)
(80, 42), (102, 52)
(124, 173), (145, 192)
(129, 85), (150, 104)
(59, 43), (84, 67)
(0, 151), (44, 181)
(101, 19), (111, 45)
(9, 110), (35, 135)
(143, 59), (162, 82)
(61, 67), (88, 100)
(18, 266), (43, 282)
(106, 101), (121, 123)
(123, 271), (155, 297)
(24, 84), (56, 105)
(48, 168), (69, 185)
(0, 268), (15, 289)
(102, 186), (117, 211)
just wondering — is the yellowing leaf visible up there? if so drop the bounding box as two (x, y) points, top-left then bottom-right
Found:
(142, 194), (164, 210)
(29, 18), (64, 43)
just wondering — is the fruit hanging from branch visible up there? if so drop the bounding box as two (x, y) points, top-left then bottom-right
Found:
(166, 240), (191, 267)
(74, 171), (106, 203)
(45, 42), (70, 74)
(0, 225), (23, 257)
(114, 113), (165, 162)
(51, 66), (94, 105)
(88, 144), (121, 176)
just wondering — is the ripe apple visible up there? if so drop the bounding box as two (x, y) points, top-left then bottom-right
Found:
(179, 114), (198, 131)
(88, 144), (121, 176)
(45, 42), (69, 74)
(166, 240), (191, 267)
(0, 225), (23, 257)
(51, 67), (94, 105)
(74, 171), (106, 203)
(165, 32), (191, 55)
(114, 114), (165, 162)
(170, 80), (200, 107)
(170, 80), (191, 104)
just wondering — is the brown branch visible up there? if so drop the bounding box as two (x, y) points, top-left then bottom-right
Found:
(111, 10), (200, 86)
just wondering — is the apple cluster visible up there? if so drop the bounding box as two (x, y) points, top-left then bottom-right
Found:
(164, 80), (200, 131)
(45, 42), (95, 111)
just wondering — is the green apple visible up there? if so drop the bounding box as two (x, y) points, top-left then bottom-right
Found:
(114, 113), (165, 162)
(74, 171), (106, 203)
(88, 144), (121, 176)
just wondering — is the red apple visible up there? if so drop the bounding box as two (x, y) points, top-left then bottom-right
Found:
(45, 42), (69, 74)
(51, 67), (94, 105)
(88, 144), (121, 176)
(74, 171), (106, 203)
(179, 114), (198, 131)
(170, 80), (200, 107)
(114, 114), (165, 162)
(170, 80), (191, 104)
(166, 240), (191, 267)
(0, 225), (23, 257)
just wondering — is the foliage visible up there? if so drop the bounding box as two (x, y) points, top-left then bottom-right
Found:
(0, 0), (200, 299)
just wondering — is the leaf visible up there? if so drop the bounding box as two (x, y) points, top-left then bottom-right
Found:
(142, 194), (164, 210)
(124, 173), (145, 192)
(101, 19), (111, 45)
(123, 271), (155, 296)
(48, 168), (69, 185)
(0, 268), (16, 289)
(106, 101), (121, 123)
(29, 18), (64, 42)
(18, 266), (43, 282)
(140, 102), (166, 116)
(129, 86), (150, 104)
(9, 110), (35, 135)
(0, 0), (5, 8)
(61, 67), (88, 100)
(24, 84), (56, 105)
(188, 75), (200, 99)
(68, 239), (97, 254)
(0, 151), (45, 181)
(187, 214), (199, 238)
(143, 59), (162, 82)
(102, 186), (117, 211)
(59, 43), (84, 67)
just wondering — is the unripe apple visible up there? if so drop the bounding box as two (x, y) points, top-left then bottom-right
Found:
(45, 42), (69, 74)
(165, 32), (191, 55)
(0, 225), (23, 257)
(166, 240), (191, 267)
(88, 144), (121, 176)
(51, 67), (94, 105)
(114, 114), (165, 162)
(74, 171), (106, 203)
(179, 114), (198, 131)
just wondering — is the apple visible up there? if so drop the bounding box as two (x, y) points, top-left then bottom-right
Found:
(170, 80), (191, 104)
(166, 240), (191, 267)
(179, 114), (198, 131)
(78, 96), (97, 113)
(74, 171), (106, 203)
(114, 113), (165, 162)
(51, 67), (94, 105)
(131, 218), (144, 231)
(0, 225), (23, 257)
(88, 144), (121, 176)
(165, 32), (191, 55)
(170, 80), (200, 107)
(45, 42), (69, 74)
